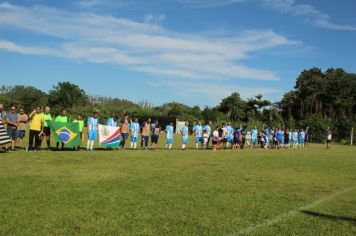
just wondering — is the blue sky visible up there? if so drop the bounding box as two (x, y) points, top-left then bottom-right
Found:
(0, 0), (355, 107)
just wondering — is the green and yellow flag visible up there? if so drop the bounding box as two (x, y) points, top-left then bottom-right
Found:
(48, 121), (81, 147)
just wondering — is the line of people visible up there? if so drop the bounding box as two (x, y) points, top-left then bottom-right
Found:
(0, 104), (316, 151)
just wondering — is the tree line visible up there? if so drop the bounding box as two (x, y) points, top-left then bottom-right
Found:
(1, 67), (355, 143)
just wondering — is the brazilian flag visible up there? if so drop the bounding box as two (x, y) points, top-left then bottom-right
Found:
(48, 121), (81, 147)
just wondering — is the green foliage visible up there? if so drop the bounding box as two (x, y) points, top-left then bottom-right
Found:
(298, 114), (331, 142)
(218, 92), (246, 121)
(48, 82), (88, 112)
(0, 85), (48, 110)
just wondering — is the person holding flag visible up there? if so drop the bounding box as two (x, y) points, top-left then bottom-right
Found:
(107, 116), (118, 127)
(165, 122), (174, 150)
(130, 117), (140, 150)
(54, 109), (68, 150)
(42, 106), (53, 150)
(73, 114), (84, 151)
(180, 122), (189, 150)
(120, 114), (130, 149)
(87, 112), (99, 151)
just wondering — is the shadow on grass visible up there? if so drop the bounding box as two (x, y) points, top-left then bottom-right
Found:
(300, 210), (356, 224)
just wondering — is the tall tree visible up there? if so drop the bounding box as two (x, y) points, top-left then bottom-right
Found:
(48, 82), (88, 110)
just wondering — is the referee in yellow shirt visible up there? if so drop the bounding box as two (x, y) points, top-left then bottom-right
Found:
(28, 106), (44, 151)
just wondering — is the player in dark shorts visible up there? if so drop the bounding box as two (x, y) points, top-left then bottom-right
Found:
(284, 129), (290, 148)
(151, 124), (160, 150)
(233, 128), (241, 150)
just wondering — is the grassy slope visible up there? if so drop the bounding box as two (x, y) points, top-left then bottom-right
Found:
(0, 144), (355, 235)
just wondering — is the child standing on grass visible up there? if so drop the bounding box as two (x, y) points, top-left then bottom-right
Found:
(203, 130), (208, 150)
(212, 127), (219, 151)
(326, 128), (332, 149)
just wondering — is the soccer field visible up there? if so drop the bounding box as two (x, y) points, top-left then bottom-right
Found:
(0, 144), (355, 235)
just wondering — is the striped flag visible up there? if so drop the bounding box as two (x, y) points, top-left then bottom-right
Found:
(98, 124), (121, 148)
(0, 121), (11, 145)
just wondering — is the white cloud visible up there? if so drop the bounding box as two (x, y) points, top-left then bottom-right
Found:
(264, 0), (356, 31)
(0, 2), (299, 98)
(157, 79), (280, 105)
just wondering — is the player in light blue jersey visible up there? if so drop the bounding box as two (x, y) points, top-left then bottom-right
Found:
(299, 128), (305, 148)
(250, 126), (258, 148)
(180, 122), (189, 150)
(165, 122), (174, 150)
(226, 122), (234, 149)
(193, 121), (203, 149)
(130, 117), (140, 150)
(87, 112), (99, 151)
(107, 116), (118, 127)
(203, 121), (212, 149)
(277, 128), (284, 149)
(292, 129), (299, 148)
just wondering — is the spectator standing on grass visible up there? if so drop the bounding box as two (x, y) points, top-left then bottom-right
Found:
(305, 127), (310, 148)
(5, 105), (18, 151)
(28, 106), (44, 151)
(16, 107), (28, 149)
(120, 114), (130, 149)
(42, 106), (53, 150)
(55, 109), (68, 150)
(0, 104), (7, 150)
(87, 112), (99, 151)
(141, 119), (151, 149)
(0, 104), (6, 121)
(73, 114), (84, 151)
(151, 123), (161, 150)
(326, 128), (332, 149)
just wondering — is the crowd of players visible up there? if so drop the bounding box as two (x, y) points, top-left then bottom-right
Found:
(0, 104), (322, 152)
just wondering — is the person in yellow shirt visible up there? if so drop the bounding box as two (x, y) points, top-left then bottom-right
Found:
(28, 106), (44, 151)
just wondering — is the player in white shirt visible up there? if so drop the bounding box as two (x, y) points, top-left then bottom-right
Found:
(130, 117), (140, 150)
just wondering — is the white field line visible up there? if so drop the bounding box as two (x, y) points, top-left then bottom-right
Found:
(228, 186), (356, 236)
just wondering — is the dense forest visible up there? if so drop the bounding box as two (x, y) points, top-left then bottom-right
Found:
(1, 67), (355, 143)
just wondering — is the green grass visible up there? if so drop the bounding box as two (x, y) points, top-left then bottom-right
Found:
(0, 144), (355, 235)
